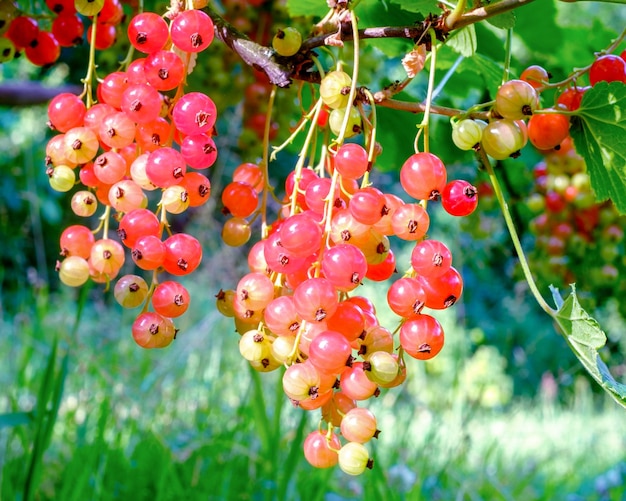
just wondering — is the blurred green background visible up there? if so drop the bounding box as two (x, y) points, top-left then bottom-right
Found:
(1, 0), (626, 499)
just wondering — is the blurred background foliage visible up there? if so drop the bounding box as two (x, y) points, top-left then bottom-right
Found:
(1, 0), (626, 499)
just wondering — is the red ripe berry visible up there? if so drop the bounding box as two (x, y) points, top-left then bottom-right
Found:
(557, 86), (588, 111)
(349, 187), (386, 225)
(87, 22), (117, 51)
(417, 266), (463, 309)
(120, 83), (162, 123)
(99, 72), (129, 109)
(279, 213), (322, 258)
(387, 277), (427, 318)
(180, 172), (211, 207)
(170, 9), (214, 52)
(400, 152), (447, 200)
(99, 0), (124, 24)
(441, 180), (478, 217)
(46, 0), (76, 14)
(293, 277), (338, 323)
(51, 13), (84, 47)
(399, 314), (444, 360)
(285, 168), (318, 209)
(589, 54), (626, 86)
(334, 143), (369, 179)
(60, 225), (96, 259)
(48, 93), (86, 133)
(25, 32), (60, 66)
(152, 281), (190, 318)
(527, 110), (570, 151)
(173, 92), (218, 136)
(132, 235), (166, 270)
(118, 208), (161, 248)
(145, 147), (186, 188)
(309, 329), (353, 375)
(222, 181), (258, 218)
(233, 163), (263, 192)
(303, 430), (340, 468)
(144, 50), (185, 91)
(411, 239), (452, 278)
(7, 16), (39, 49)
(163, 233), (203, 276)
(520, 65), (550, 89)
(365, 249), (396, 282)
(136, 117), (170, 152)
(127, 13), (169, 54)
(321, 244), (368, 292)
(181, 134), (218, 169)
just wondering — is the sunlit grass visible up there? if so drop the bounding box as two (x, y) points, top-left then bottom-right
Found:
(1, 264), (625, 500)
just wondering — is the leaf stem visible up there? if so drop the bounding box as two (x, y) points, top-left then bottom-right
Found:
(478, 149), (555, 316)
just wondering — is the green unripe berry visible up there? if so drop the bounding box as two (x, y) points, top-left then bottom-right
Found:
(48, 165), (76, 192)
(272, 27), (302, 57)
(451, 119), (487, 151)
(114, 275), (149, 308)
(0, 37), (15, 63)
(58, 256), (90, 287)
(75, 0), (105, 16)
(338, 442), (372, 476)
(329, 106), (362, 138)
(320, 71), (352, 109)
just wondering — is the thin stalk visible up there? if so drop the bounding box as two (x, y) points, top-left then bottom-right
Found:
(335, 10), (361, 146)
(478, 149), (555, 316)
(416, 29), (439, 154)
(445, 0), (468, 29)
(289, 98), (324, 216)
(260, 86), (277, 238)
(502, 28), (513, 84)
(81, 14), (100, 107)
(361, 88), (378, 188)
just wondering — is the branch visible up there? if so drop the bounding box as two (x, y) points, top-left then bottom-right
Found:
(204, 4), (300, 87)
(447, 0), (537, 31)
(0, 81), (83, 106)
(374, 97), (490, 120)
(206, 0), (539, 89)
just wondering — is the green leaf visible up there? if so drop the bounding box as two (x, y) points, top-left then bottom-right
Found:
(286, 0), (328, 18)
(388, 0), (439, 15)
(357, 0), (417, 57)
(468, 53), (504, 100)
(569, 81), (626, 213)
(550, 285), (626, 409)
(512, 0), (563, 58)
(447, 25), (477, 57)
(376, 103), (419, 171)
(487, 11), (515, 30)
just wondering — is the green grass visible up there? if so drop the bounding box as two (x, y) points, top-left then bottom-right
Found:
(1, 280), (625, 501)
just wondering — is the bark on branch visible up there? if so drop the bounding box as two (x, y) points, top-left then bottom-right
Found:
(205, 0), (537, 88)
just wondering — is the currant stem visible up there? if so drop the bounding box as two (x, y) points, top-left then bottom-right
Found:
(416, 29), (439, 154)
(289, 98), (325, 216)
(502, 28), (513, 85)
(260, 86), (277, 239)
(478, 149), (556, 316)
(81, 14), (100, 107)
(335, 10), (361, 146)
(538, 26), (626, 91)
(445, 0), (468, 29)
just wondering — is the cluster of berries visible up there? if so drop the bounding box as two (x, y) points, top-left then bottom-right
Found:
(216, 62), (480, 473)
(50, 6), (218, 348)
(0, 0), (124, 66)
